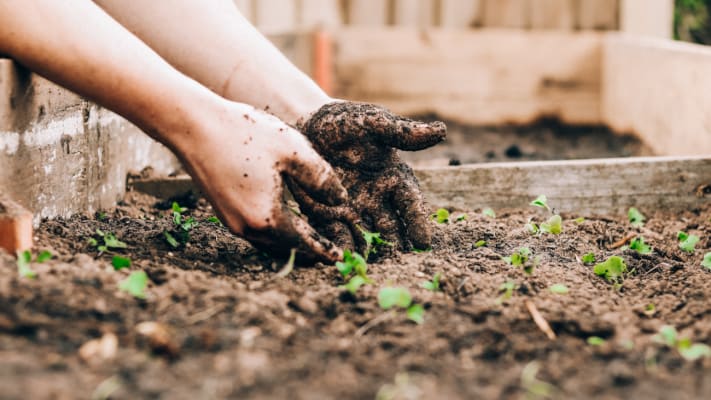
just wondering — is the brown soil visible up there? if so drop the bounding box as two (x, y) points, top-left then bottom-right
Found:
(2, 192), (711, 400)
(401, 118), (654, 167)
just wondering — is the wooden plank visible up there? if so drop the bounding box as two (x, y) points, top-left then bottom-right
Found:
(602, 34), (711, 156)
(233, 0), (255, 22)
(439, 0), (483, 28)
(346, 0), (389, 26)
(482, 0), (530, 29)
(129, 157), (711, 216)
(332, 28), (603, 126)
(577, 0), (618, 30)
(530, 0), (575, 30)
(619, 0), (673, 39)
(253, 0), (298, 34)
(298, 0), (343, 29)
(392, 0), (436, 27)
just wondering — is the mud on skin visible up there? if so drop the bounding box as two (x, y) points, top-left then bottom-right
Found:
(295, 101), (447, 253)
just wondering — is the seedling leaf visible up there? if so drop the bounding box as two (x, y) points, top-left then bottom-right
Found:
(593, 256), (628, 283)
(343, 275), (367, 294)
(36, 250), (53, 263)
(206, 216), (223, 226)
(475, 240), (487, 248)
(629, 237), (653, 255)
(111, 256), (132, 271)
(421, 272), (441, 292)
(456, 214), (468, 222)
(540, 215), (562, 235)
(406, 304), (425, 324)
(628, 207), (646, 227)
(16, 250), (36, 279)
(679, 343), (711, 361)
(496, 281), (517, 304)
(171, 202), (187, 214)
(574, 217), (586, 224)
(653, 325), (678, 347)
(549, 284), (569, 294)
(432, 208), (450, 224)
(581, 253), (596, 264)
(530, 195), (550, 211)
(360, 227), (392, 258)
(336, 250), (368, 279)
(378, 287), (412, 310)
(520, 362), (556, 399)
(587, 336), (606, 346)
(103, 232), (127, 249)
(702, 252), (711, 269)
(644, 303), (656, 317)
(677, 231), (700, 253)
(164, 231), (179, 248)
(482, 208), (496, 218)
(118, 271), (148, 299)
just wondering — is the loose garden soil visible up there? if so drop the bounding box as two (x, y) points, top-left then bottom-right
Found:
(1, 190), (710, 399)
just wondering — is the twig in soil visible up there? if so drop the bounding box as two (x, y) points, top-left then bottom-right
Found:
(354, 310), (395, 338)
(185, 304), (226, 325)
(609, 233), (637, 249)
(274, 248), (296, 279)
(525, 301), (556, 340)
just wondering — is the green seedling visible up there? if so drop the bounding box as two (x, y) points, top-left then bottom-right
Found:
(540, 215), (562, 235)
(482, 208), (496, 218)
(644, 303), (656, 317)
(336, 250), (372, 294)
(587, 336), (606, 346)
(378, 287), (425, 324)
(496, 281), (517, 304)
(503, 247), (539, 274)
(628, 207), (646, 227)
(702, 252), (711, 269)
(111, 256), (131, 271)
(530, 195), (551, 211)
(456, 214), (468, 222)
(164, 202), (198, 247)
(96, 211), (108, 221)
(118, 271), (148, 299)
(16, 249), (53, 279)
(421, 272), (441, 292)
(89, 229), (128, 254)
(573, 217), (586, 224)
(475, 240), (487, 248)
(343, 275), (367, 294)
(412, 248), (432, 253)
(36, 250), (53, 263)
(525, 219), (540, 235)
(548, 284), (569, 295)
(593, 256), (629, 286)
(629, 237), (653, 255)
(653, 325), (711, 361)
(275, 248), (296, 279)
(432, 208), (450, 224)
(164, 231), (180, 248)
(581, 253), (596, 264)
(520, 361), (556, 400)
(360, 227), (392, 258)
(206, 216), (223, 226)
(678, 231), (700, 253)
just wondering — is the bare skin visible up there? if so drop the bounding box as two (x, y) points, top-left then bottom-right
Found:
(0, 0), (346, 262)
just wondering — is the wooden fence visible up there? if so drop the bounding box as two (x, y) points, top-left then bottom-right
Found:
(233, 0), (673, 37)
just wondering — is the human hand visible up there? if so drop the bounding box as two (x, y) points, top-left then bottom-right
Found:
(294, 101), (446, 253)
(173, 102), (348, 263)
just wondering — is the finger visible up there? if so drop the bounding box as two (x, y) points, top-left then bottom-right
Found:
(391, 164), (433, 250)
(283, 144), (348, 206)
(374, 116), (447, 152)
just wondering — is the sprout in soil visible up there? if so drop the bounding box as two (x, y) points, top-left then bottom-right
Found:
(16, 249), (53, 279)
(118, 271), (149, 299)
(653, 325), (711, 361)
(421, 272), (441, 292)
(581, 253), (596, 264)
(587, 336), (606, 346)
(475, 240), (487, 248)
(205, 216), (223, 226)
(111, 255), (132, 271)
(336, 250), (372, 294)
(530, 195), (551, 211)
(482, 207), (496, 218)
(520, 362), (556, 399)
(644, 303), (656, 317)
(593, 256), (630, 288)
(703, 252), (711, 270)
(89, 229), (128, 254)
(540, 215), (562, 235)
(164, 202), (198, 248)
(628, 207), (646, 227)
(360, 227), (392, 259)
(629, 236), (653, 255)
(455, 214), (468, 222)
(549, 284), (569, 295)
(378, 287), (425, 324)
(432, 208), (450, 224)
(275, 248), (296, 279)
(677, 231), (700, 253)
(496, 280), (517, 304)
(503, 247), (539, 275)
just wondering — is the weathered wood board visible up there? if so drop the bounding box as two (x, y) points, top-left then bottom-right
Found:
(129, 157), (711, 217)
(439, 0), (483, 28)
(482, 0), (530, 29)
(620, 0), (673, 39)
(577, 0), (618, 30)
(332, 28), (603, 126)
(530, 0), (575, 30)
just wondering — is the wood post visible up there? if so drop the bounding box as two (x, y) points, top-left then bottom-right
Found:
(0, 195), (32, 256)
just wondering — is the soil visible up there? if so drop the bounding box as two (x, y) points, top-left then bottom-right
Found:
(401, 118), (654, 167)
(2, 192), (711, 400)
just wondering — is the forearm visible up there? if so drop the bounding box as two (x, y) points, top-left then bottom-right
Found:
(94, 0), (331, 125)
(0, 0), (219, 152)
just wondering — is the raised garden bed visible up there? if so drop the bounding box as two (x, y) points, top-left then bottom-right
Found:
(1, 191), (711, 399)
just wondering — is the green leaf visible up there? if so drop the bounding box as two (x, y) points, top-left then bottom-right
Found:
(593, 256), (628, 283)
(653, 325), (678, 347)
(573, 217), (586, 224)
(421, 272), (441, 292)
(482, 208), (496, 218)
(378, 287), (412, 310)
(530, 195), (550, 211)
(335, 250), (368, 279)
(87, 237), (98, 247)
(180, 216), (198, 231)
(111, 255), (132, 270)
(581, 253), (596, 264)
(702, 252), (711, 269)
(173, 211), (182, 226)
(171, 202), (186, 214)
(587, 336), (606, 346)
(103, 232), (127, 249)
(475, 240), (487, 248)
(343, 275), (367, 294)
(118, 271), (148, 299)
(525, 220), (539, 235)
(16, 250), (36, 279)
(206, 216), (223, 226)
(36, 250), (53, 263)
(97, 245), (108, 253)
(628, 207), (646, 227)
(412, 248), (432, 254)
(406, 304), (425, 324)
(678, 232), (700, 252)
(497, 281), (516, 303)
(164, 231), (179, 248)
(540, 215), (562, 235)
(549, 284), (569, 294)
(455, 214), (468, 222)
(432, 208), (450, 224)
(629, 237), (653, 255)
(360, 228), (392, 257)
(644, 303), (656, 316)
(679, 343), (711, 361)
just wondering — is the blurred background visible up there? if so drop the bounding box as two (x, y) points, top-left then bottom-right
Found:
(676, 0), (711, 43)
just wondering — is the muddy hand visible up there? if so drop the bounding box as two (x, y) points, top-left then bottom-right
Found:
(175, 102), (348, 263)
(295, 101), (446, 252)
